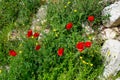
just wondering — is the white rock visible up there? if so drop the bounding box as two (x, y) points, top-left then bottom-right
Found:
(82, 22), (94, 34)
(101, 39), (120, 79)
(99, 28), (117, 40)
(102, 1), (120, 27)
(116, 78), (120, 80)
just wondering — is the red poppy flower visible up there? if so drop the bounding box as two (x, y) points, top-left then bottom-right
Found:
(65, 22), (73, 30)
(85, 41), (92, 48)
(33, 32), (39, 38)
(57, 48), (64, 56)
(9, 50), (17, 56)
(76, 42), (85, 52)
(27, 29), (33, 38)
(88, 16), (94, 22)
(35, 45), (41, 51)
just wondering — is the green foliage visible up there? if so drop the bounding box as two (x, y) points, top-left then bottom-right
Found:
(3, 38), (40, 80)
(0, 0), (41, 30)
(0, 23), (15, 66)
(0, 0), (41, 65)
(1, 32), (104, 80)
(0, 1), (41, 79)
(36, 24), (104, 80)
(47, 0), (104, 31)
(0, 0), (107, 80)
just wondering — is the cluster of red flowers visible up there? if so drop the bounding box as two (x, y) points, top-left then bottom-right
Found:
(9, 29), (41, 57)
(76, 41), (92, 52)
(9, 45), (41, 57)
(65, 15), (94, 30)
(57, 41), (92, 56)
(27, 29), (41, 50)
(26, 29), (41, 51)
(9, 16), (94, 57)
(26, 29), (39, 38)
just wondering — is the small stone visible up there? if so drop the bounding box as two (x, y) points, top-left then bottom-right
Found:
(82, 22), (94, 34)
(99, 28), (118, 40)
(8, 30), (21, 41)
(37, 19), (40, 22)
(44, 29), (50, 34)
(35, 26), (41, 31)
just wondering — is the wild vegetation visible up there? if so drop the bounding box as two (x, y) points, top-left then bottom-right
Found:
(0, 0), (118, 80)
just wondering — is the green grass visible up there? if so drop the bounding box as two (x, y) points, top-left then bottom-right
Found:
(0, 0), (41, 30)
